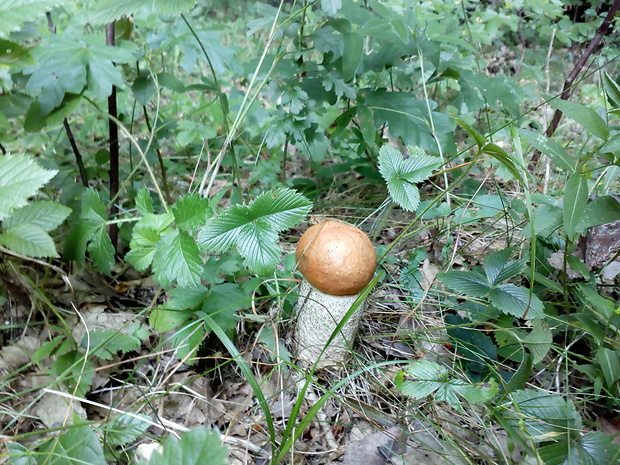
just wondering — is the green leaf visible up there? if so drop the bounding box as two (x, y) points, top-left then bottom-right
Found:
(81, 188), (108, 224)
(88, 227), (115, 275)
(146, 427), (227, 465)
(198, 189), (311, 275)
(88, 0), (197, 25)
(480, 142), (525, 183)
(126, 212), (174, 270)
(488, 284), (544, 319)
(153, 230), (203, 288)
(378, 145), (441, 212)
(0, 154), (57, 222)
(3, 201), (71, 231)
(483, 249), (526, 286)
(602, 71), (620, 109)
(172, 193), (211, 231)
(438, 270), (491, 296)
(394, 361), (447, 399)
(132, 75), (157, 105)
(25, 35), (136, 113)
(0, 0), (65, 38)
(549, 99), (609, 140)
(320, 0), (342, 16)
(576, 196), (620, 232)
(7, 442), (36, 465)
(0, 223), (57, 258)
(342, 32), (363, 82)
(80, 329), (141, 360)
(517, 129), (576, 173)
(596, 348), (620, 387)
(505, 351), (532, 393)
(170, 320), (205, 363)
(104, 413), (151, 448)
(38, 422), (106, 465)
(563, 172), (589, 240)
(503, 389), (582, 442)
(357, 105), (376, 147)
(136, 187), (154, 214)
(201, 283), (250, 335)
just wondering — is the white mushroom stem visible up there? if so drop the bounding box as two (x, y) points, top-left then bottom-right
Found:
(295, 279), (366, 368)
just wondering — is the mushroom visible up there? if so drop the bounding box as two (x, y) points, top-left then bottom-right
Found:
(295, 219), (377, 368)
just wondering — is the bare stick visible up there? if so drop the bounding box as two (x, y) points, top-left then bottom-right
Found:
(545, 0), (620, 138)
(106, 22), (120, 250)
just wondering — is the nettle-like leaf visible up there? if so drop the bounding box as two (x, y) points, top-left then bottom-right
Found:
(378, 145), (441, 212)
(488, 284), (544, 319)
(153, 230), (203, 288)
(0, 223), (57, 258)
(25, 34), (137, 113)
(438, 270), (491, 296)
(87, 0), (197, 25)
(0, 0), (65, 37)
(146, 428), (227, 465)
(395, 360), (497, 413)
(3, 201), (71, 231)
(126, 212), (175, 270)
(172, 193), (211, 231)
(104, 413), (151, 448)
(0, 154), (57, 222)
(198, 188), (312, 275)
(483, 249), (526, 286)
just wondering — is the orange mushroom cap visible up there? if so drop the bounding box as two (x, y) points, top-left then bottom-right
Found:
(296, 220), (376, 296)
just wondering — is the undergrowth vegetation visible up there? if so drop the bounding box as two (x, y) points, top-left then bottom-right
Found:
(1, 0), (620, 464)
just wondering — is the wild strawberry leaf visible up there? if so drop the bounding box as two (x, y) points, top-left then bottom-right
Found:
(87, 0), (197, 25)
(153, 230), (203, 288)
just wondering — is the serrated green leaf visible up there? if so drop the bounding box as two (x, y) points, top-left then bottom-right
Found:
(517, 129), (576, 173)
(25, 35), (136, 112)
(0, 0), (65, 37)
(0, 154), (57, 222)
(483, 249), (526, 286)
(198, 189), (311, 275)
(0, 223), (57, 258)
(438, 270), (491, 296)
(3, 201), (71, 231)
(132, 75), (156, 105)
(173, 193), (211, 231)
(105, 413), (151, 448)
(576, 196), (620, 233)
(171, 319), (205, 362)
(237, 220), (281, 275)
(7, 442), (36, 465)
(563, 172), (589, 240)
(503, 389), (582, 442)
(394, 361), (446, 399)
(320, 0), (342, 16)
(64, 221), (99, 267)
(38, 422), (106, 465)
(88, 227), (115, 275)
(136, 187), (154, 214)
(488, 284), (544, 319)
(378, 145), (441, 212)
(153, 230), (203, 288)
(81, 329), (141, 360)
(88, 0), (197, 25)
(202, 283), (250, 335)
(81, 188), (108, 224)
(146, 427), (227, 465)
(125, 245), (156, 271)
(596, 348), (620, 387)
(550, 99), (609, 140)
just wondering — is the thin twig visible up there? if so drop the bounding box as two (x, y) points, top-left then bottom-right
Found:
(545, 0), (620, 138)
(106, 22), (120, 250)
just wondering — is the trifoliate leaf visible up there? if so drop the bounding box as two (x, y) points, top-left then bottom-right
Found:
(378, 145), (440, 212)
(198, 188), (311, 275)
(488, 284), (544, 319)
(0, 154), (57, 222)
(153, 230), (203, 288)
(0, 223), (57, 258)
(3, 201), (70, 232)
(438, 270), (491, 296)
